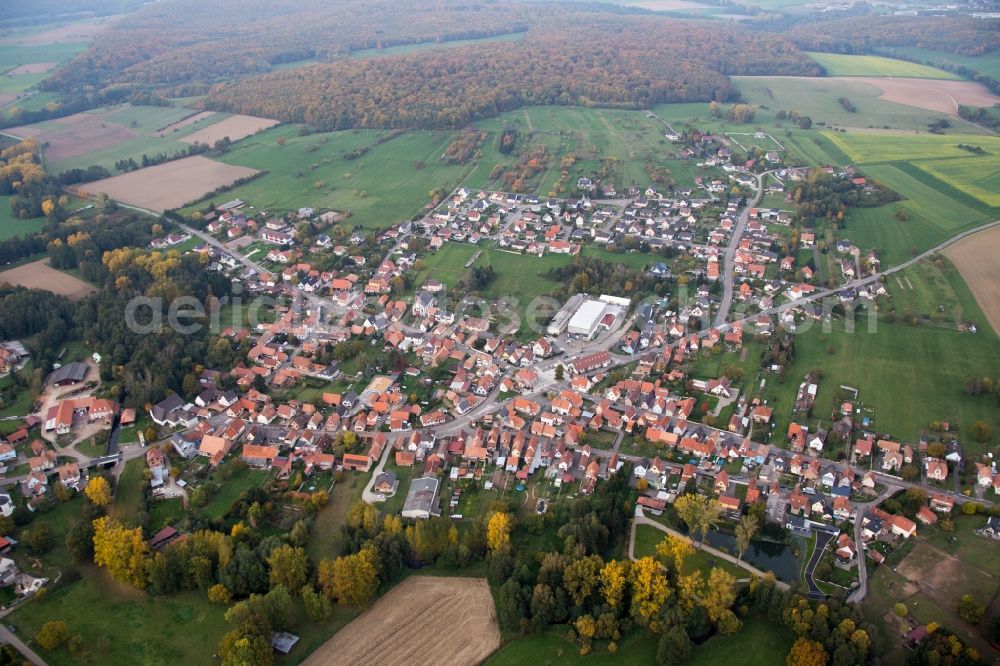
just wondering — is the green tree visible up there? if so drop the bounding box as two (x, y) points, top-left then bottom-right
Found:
(318, 547), (379, 607)
(35, 620), (71, 651)
(970, 420), (992, 442)
(84, 476), (111, 507)
(674, 494), (722, 548)
(267, 544), (308, 592)
(735, 514), (759, 564)
(302, 585), (333, 622)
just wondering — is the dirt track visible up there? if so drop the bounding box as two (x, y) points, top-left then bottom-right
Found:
(944, 225), (1000, 335)
(302, 577), (500, 666)
(155, 111), (217, 137)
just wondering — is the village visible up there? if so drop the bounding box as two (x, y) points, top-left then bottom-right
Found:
(0, 159), (996, 623)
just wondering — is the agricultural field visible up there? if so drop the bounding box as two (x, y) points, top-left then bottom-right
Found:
(915, 156), (1000, 207)
(944, 224), (1000, 336)
(876, 47), (1000, 80)
(303, 576), (500, 666)
(178, 113), (280, 145)
(823, 131), (1000, 164)
(5, 104), (238, 173)
(838, 163), (992, 266)
(77, 155), (260, 212)
(190, 125), (472, 229)
(840, 77), (1000, 116)
(731, 77), (984, 133)
(0, 258), (96, 299)
(807, 52), (959, 79)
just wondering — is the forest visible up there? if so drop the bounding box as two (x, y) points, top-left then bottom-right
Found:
(203, 18), (818, 130)
(788, 15), (1000, 57)
(40, 0), (541, 95)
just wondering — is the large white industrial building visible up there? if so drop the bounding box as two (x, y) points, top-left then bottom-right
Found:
(566, 297), (625, 339)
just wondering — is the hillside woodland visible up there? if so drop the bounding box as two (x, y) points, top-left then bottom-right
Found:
(203, 18), (818, 130)
(788, 15), (1000, 57)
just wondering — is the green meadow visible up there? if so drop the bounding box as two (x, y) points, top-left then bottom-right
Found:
(807, 52), (960, 79)
(762, 320), (1000, 451)
(824, 131), (1000, 164)
(732, 76), (983, 133)
(197, 125), (471, 229)
(876, 47), (1000, 79)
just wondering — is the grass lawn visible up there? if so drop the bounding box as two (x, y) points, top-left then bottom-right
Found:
(149, 497), (186, 531)
(412, 242), (480, 289)
(305, 474), (366, 562)
(484, 627), (657, 666)
(74, 436), (108, 459)
(632, 524), (751, 579)
(917, 514), (1000, 576)
(689, 612), (794, 665)
(199, 466), (269, 520)
(11, 495), (86, 575)
(886, 255), (986, 327)
(807, 52), (960, 79)
(8, 567), (229, 666)
(111, 457), (147, 527)
(0, 198), (46, 241)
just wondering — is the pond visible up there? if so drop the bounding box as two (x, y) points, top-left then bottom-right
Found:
(676, 524), (801, 581)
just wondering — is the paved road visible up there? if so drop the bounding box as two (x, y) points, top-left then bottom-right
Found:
(360, 436), (395, 503)
(0, 605), (46, 666)
(631, 507), (791, 589)
(848, 506), (868, 604)
(803, 529), (834, 599)
(714, 172), (763, 328)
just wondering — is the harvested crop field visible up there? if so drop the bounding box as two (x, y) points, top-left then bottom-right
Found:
(155, 111), (217, 137)
(78, 155), (259, 212)
(0, 94), (17, 107)
(841, 77), (1000, 114)
(0, 259), (95, 299)
(944, 223), (1000, 336)
(8, 112), (135, 162)
(3, 17), (122, 46)
(302, 576), (500, 666)
(6, 63), (59, 75)
(179, 114), (279, 145)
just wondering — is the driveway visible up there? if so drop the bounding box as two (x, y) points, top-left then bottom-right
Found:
(804, 530), (834, 599)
